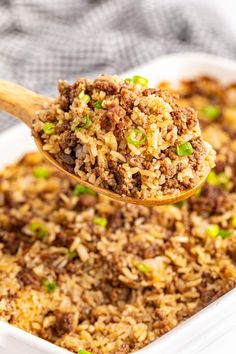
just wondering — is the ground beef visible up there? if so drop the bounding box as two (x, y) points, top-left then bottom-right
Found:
(116, 342), (134, 354)
(100, 105), (126, 133)
(107, 210), (124, 230)
(125, 241), (160, 259)
(132, 171), (142, 191)
(0, 231), (20, 255)
(189, 184), (231, 215)
(143, 88), (159, 96)
(115, 115), (132, 140)
(108, 161), (126, 195)
(100, 111), (116, 132)
(191, 137), (206, 154)
(52, 312), (74, 337)
(159, 158), (176, 178)
(58, 80), (72, 112)
(17, 268), (40, 290)
(119, 88), (134, 113)
(77, 195), (97, 208)
(93, 77), (120, 94)
(54, 122), (71, 134)
(105, 253), (123, 287)
(171, 107), (198, 134)
(214, 158), (227, 174)
(52, 232), (74, 248)
(55, 151), (75, 173)
(59, 131), (77, 150)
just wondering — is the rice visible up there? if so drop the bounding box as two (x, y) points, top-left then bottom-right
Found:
(1, 76), (236, 354)
(33, 74), (215, 199)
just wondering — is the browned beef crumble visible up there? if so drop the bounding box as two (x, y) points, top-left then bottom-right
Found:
(52, 312), (75, 337)
(17, 268), (40, 290)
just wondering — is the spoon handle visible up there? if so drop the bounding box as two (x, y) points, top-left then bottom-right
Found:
(0, 80), (50, 127)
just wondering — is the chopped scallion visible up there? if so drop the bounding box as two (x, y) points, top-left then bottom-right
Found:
(93, 216), (108, 228)
(43, 122), (55, 135)
(33, 167), (50, 179)
(42, 279), (57, 293)
(206, 224), (220, 237)
(218, 230), (231, 239)
(201, 105), (220, 121)
(206, 224), (231, 239)
(30, 222), (48, 239)
(174, 201), (185, 208)
(94, 100), (103, 109)
(136, 262), (151, 274)
(79, 91), (90, 103)
(132, 75), (149, 87)
(78, 350), (92, 354)
(176, 142), (194, 156)
(207, 171), (230, 189)
(207, 171), (218, 186)
(68, 250), (78, 260)
(127, 129), (146, 146)
(73, 184), (97, 197)
(72, 116), (91, 130)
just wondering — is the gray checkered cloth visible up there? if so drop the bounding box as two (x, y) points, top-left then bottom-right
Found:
(1, 0), (236, 131)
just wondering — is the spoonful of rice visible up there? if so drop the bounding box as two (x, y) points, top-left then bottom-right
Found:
(0, 75), (215, 205)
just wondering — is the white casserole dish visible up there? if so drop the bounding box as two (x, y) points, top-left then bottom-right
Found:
(1, 52), (236, 354)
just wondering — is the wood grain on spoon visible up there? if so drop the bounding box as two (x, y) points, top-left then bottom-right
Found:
(0, 79), (209, 206)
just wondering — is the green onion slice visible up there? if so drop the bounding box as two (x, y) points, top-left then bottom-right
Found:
(207, 171), (218, 186)
(78, 350), (92, 354)
(218, 230), (231, 239)
(79, 91), (90, 103)
(206, 224), (231, 239)
(136, 262), (151, 274)
(207, 171), (230, 189)
(206, 224), (220, 237)
(42, 279), (57, 293)
(43, 122), (55, 135)
(176, 142), (194, 156)
(124, 78), (132, 83)
(30, 222), (48, 239)
(93, 217), (108, 228)
(72, 117), (91, 130)
(127, 129), (146, 146)
(73, 184), (97, 197)
(68, 250), (78, 260)
(132, 75), (149, 87)
(33, 167), (50, 179)
(201, 105), (220, 121)
(174, 201), (186, 208)
(94, 100), (103, 109)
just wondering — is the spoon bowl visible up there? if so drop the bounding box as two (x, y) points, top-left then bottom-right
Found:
(0, 79), (209, 206)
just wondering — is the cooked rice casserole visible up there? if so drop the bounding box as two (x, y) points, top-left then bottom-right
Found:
(33, 75), (215, 199)
(1, 76), (236, 354)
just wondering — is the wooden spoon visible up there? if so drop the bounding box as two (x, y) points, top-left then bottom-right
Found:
(0, 80), (209, 206)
